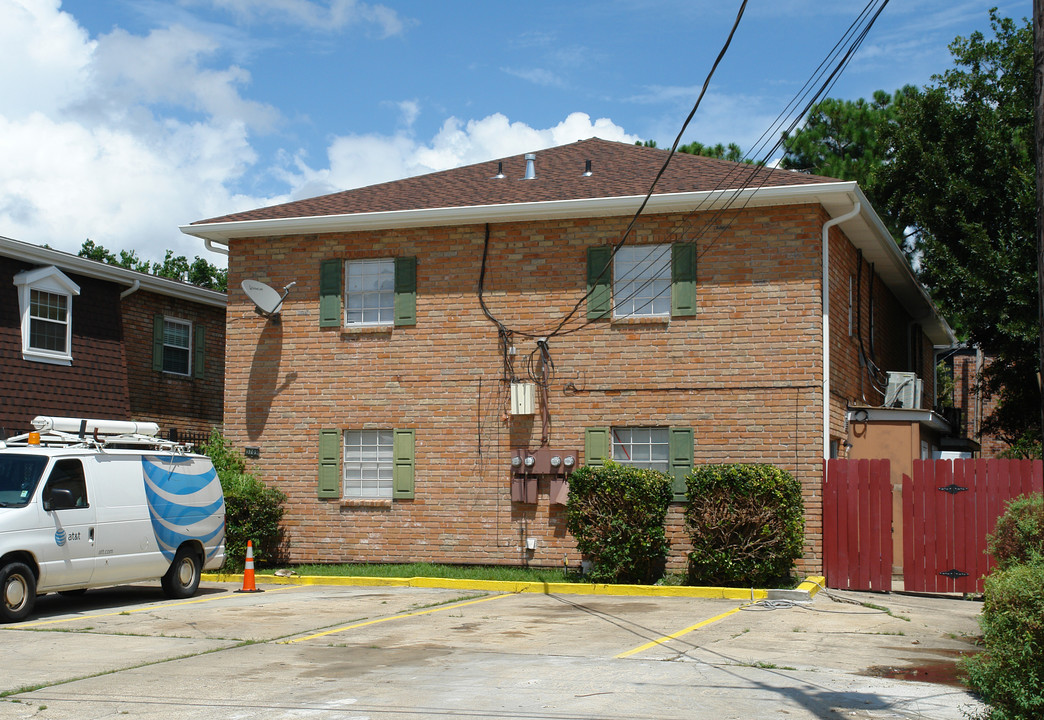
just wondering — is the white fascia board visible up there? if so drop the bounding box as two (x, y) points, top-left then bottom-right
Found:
(0, 236), (226, 307)
(180, 182), (862, 242)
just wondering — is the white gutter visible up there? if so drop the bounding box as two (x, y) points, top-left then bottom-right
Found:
(822, 201), (862, 459)
(205, 239), (229, 255)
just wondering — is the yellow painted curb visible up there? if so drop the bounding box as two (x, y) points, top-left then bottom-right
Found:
(202, 572), (783, 600)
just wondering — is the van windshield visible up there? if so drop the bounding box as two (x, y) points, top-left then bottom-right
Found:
(0, 455), (48, 508)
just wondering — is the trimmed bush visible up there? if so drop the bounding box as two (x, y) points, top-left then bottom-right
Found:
(987, 493), (1044, 570)
(685, 463), (804, 586)
(201, 430), (287, 570)
(565, 461), (672, 584)
(962, 559), (1044, 720)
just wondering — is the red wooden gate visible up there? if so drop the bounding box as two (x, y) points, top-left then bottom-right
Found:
(823, 459), (893, 591)
(903, 459), (1043, 594)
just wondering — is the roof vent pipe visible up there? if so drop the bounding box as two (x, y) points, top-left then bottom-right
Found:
(583, 159), (592, 177)
(523, 153), (536, 180)
(492, 161), (506, 179)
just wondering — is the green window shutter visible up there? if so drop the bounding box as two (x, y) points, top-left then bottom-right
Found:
(586, 246), (612, 319)
(318, 429), (341, 498)
(392, 429), (415, 499)
(394, 256), (417, 326)
(319, 259), (342, 328)
(585, 427), (610, 467)
(671, 243), (697, 317)
(193, 326), (206, 379)
(152, 314), (164, 371)
(668, 427), (694, 501)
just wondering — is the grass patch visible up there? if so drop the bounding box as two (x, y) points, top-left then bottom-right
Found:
(263, 562), (576, 584)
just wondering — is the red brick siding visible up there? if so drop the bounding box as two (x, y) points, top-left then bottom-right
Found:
(122, 290), (225, 436)
(223, 206), (923, 576)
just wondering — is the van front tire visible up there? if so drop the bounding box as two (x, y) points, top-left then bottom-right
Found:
(1, 562), (36, 623)
(161, 547), (201, 599)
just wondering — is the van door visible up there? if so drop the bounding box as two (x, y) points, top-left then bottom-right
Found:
(37, 458), (96, 589)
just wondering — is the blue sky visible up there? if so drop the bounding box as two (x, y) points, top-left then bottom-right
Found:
(0, 0), (1027, 265)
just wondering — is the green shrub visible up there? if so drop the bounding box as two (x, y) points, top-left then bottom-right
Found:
(962, 559), (1044, 720)
(565, 461), (673, 584)
(987, 493), (1044, 570)
(685, 463), (804, 586)
(201, 430), (287, 571)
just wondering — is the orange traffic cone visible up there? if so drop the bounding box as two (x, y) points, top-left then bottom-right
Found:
(235, 540), (264, 593)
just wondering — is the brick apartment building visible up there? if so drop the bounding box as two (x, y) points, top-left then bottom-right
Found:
(0, 236), (225, 440)
(183, 138), (956, 574)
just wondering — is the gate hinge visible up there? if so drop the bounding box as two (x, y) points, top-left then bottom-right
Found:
(939, 569), (969, 579)
(938, 484), (968, 495)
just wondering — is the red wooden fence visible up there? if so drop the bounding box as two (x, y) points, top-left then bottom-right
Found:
(823, 459), (893, 592)
(903, 459), (1043, 594)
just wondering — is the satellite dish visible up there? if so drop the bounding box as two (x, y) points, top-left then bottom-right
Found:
(242, 279), (296, 319)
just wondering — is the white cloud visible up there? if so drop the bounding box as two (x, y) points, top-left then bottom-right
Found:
(279, 111), (638, 194)
(204, 0), (406, 36)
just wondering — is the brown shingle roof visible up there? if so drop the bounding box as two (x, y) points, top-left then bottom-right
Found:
(193, 138), (839, 225)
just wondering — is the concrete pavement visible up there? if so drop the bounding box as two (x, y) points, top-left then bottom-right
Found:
(0, 579), (985, 719)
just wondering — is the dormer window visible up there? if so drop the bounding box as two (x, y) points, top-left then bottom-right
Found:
(13, 266), (80, 365)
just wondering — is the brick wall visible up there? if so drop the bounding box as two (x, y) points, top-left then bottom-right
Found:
(953, 351), (1008, 457)
(122, 289), (225, 436)
(223, 206), (926, 576)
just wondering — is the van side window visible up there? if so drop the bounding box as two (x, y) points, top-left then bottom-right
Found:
(42, 459), (88, 510)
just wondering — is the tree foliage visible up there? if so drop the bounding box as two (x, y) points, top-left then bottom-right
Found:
(78, 239), (227, 292)
(778, 9), (1039, 449)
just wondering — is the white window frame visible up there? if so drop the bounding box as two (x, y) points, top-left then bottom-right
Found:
(13, 266), (80, 366)
(162, 317), (193, 376)
(343, 429), (394, 498)
(344, 258), (394, 327)
(611, 426), (670, 473)
(613, 244), (671, 318)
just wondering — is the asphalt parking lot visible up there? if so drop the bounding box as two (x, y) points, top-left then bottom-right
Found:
(0, 579), (984, 719)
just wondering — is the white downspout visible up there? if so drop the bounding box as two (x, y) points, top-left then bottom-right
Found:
(205, 239), (229, 256)
(822, 201), (861, 459)
(119, 279), (140, 299)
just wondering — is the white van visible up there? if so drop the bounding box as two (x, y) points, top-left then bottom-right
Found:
(0, 417), (226, 622)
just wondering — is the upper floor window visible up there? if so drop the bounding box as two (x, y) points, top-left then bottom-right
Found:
(318, 256), (417, 328)
(586, 243), (695, 320)
(613, 246), (671, 318)
(13, 266), (80, 365)
(346, 259), (395, 326)
(162, 318), (192, 375)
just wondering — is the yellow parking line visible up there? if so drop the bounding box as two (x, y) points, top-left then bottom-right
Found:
(13, 585), (301, 629)
(615, 606), (744, 659)
(286, 592), (514, 644)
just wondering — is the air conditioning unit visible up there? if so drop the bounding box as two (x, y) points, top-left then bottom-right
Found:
(884, 371), (922, 409)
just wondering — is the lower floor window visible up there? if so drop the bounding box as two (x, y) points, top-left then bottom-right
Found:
(343, 430), (393, 498)
(612, 427), (669, 472)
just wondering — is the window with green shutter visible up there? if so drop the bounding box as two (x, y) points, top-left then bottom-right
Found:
(592, 425), (693, 502)
(320, 257), (417, 328)
(588, 242), (696, 319)
(320, 428), (415, 500)
(318, 429), (341, 498)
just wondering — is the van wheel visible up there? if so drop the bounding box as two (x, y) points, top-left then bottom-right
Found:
(162, 547), (201, 599)
(1, 562), (36, 623)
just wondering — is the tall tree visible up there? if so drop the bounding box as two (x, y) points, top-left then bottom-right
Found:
(78, 240), (228, 292)
(875, 11), (1038, 450)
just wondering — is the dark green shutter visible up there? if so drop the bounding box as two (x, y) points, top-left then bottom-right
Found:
(318, 429), (341, 498)
(319, 260), (342, 327)
(392, 429), (415, 499)
(586, 247), (612, 319)
(193, 326), (205, 379)
(394, 256), (417, 326)
(668, 427), (694, 501)
(585, 427), (610, 467)
(152, 315), (164, 371)
(671, 243), (697, 317)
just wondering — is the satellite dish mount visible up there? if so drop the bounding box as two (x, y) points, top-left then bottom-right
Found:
(242, 279), (296, 321)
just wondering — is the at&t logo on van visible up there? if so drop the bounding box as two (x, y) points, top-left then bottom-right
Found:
(54, 529), (67, 547)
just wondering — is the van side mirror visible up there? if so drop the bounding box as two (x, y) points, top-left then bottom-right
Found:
(44, 487), (77, 511)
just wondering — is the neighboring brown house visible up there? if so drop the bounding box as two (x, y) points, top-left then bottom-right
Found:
(0, 236), (225, 441)
(183, 138), (958, 575)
